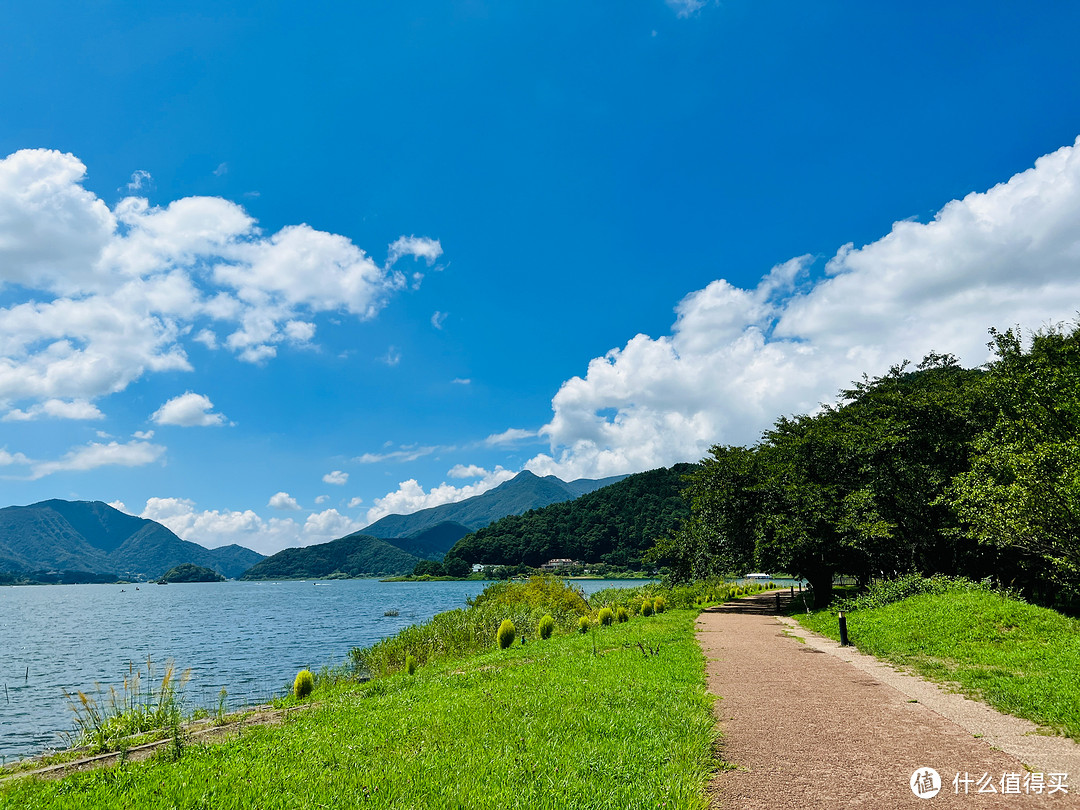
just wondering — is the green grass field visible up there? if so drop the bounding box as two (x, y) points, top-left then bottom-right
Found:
(0, 609), (718, 809)
(797, 589), (1080, 739)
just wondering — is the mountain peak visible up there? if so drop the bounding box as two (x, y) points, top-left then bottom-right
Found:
(362, 470), (628, 543)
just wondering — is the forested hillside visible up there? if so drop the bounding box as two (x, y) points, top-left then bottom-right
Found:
(444, 464), (696, 570)
(240, 533), (420, 579)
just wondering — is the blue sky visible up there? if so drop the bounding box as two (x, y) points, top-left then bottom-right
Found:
(4, 1), (1080, 554)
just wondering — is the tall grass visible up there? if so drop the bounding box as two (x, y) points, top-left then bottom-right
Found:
(62, 657), (191, 752)
(354, 576), (591, 678)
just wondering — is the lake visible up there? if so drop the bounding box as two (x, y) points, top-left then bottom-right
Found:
(0, 578), (647, 763)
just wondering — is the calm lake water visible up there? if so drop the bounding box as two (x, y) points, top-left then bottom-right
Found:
(0, 578), (646, 763)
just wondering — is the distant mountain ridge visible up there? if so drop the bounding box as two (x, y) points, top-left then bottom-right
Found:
(364, 470), (628, 544)
(0, 500), (264, 581)
(1, 471), (630, 583)
(240, 533), (421, 580)
(235, 470), (631, 579)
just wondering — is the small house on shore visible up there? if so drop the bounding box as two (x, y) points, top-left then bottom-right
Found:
(540, 558), (576, 572)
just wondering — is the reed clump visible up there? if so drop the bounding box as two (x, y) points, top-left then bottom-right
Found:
(63, 657), (191, 753)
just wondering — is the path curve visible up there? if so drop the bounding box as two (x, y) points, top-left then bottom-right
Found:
(698, 593), (1080, 808)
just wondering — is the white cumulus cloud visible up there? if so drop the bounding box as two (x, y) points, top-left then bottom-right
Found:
(29, 439), (165, 479)
(363, 466), (515, 526)
(525, 136), (1080, 481)
(322, 470), (349, 485)
(387, 235), (443, 267)
(448, 464), (488, 479)
(139, 497), (366, 555)
(3, 399), (104, 422)
(0, 448), (31, 467)
(268, 491), (301, 510)
(0, 148), (438, 415)
(151, 392), (228, 427)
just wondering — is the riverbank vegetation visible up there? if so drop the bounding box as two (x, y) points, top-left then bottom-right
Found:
(656, 324), (1080, 612)
(795, 575), (1080, 739)
(1, 577), (731, 809)
(353, 576), (767, 680)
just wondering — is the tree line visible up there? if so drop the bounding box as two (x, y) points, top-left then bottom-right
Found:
(653, 325), (1080, 611)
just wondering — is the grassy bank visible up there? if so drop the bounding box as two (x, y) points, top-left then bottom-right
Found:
(796, 581), (1080, 739)
(2, 581), (725, 809)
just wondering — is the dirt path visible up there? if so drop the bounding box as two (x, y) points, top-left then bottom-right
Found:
(698, 594), (1080, 808)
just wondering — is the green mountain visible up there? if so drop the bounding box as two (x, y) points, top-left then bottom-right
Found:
(444, 464), (697, 569)
(383, 521), (473, 560)
(0, 500), (264, 581)
(239, 533), (421, 580)
(364, 470), (628, 542)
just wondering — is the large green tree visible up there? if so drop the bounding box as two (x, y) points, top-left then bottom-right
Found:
(754, 409), (860, 605)
(650, 446), (760, 582)
(949, 325), (1080, 605)
(831, 354), (992, 579)
(662, 353), (991, 605)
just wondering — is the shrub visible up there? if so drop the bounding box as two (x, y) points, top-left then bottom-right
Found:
(598, 607), (614, 626)
(538, 614), (555, 640)
(577, 615), (590, 633)
(405, 655), (417, 675)
(616, 606), (629, 623)
(497, 619), (516, 649)
(641, 599), (654, 617)
(653, 596), (666, 613)
(293, 669), (314, 699)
